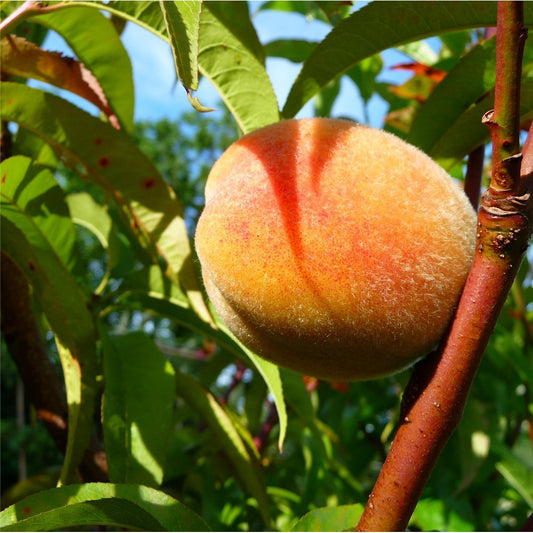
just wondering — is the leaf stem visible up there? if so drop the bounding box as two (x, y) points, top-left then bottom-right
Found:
(356, 2), (531, 530)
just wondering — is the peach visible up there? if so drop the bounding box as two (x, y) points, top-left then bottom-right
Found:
(195, 118), (477, 381)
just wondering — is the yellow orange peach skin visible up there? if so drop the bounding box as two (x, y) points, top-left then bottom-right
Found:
(195, 118), (477, 381)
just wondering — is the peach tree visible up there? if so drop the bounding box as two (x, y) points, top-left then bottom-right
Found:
(1, 1), (532, 531)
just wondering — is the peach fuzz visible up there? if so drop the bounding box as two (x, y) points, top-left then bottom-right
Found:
(195, 118), (477, 381)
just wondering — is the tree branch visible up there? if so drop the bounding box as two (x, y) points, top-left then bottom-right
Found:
(356, 3), (531, 530)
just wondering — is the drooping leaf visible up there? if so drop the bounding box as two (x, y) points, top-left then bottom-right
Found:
(1, 35), (121, 129)
(1, 82), (212, 325)
(0, 483), (210, 531)
(282, 1), (533, 118)
(290, 503), (364, 532)
(30, 6), (134, 132)
(100, 330), (176, 488)
(160, 1), (201, 93)
(0, 155), (97, 484)
(72, 1), (280, 133)
(174, 370), (270, 525)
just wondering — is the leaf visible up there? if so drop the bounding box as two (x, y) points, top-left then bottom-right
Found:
(346, 54), (383, 104)
(174, 370), (270, 525)
(0, 155), (97, 484)
(264, 38), (317, 64)
(211, 313), (288, 452)
(100, 331), (176, 488)
(430, 81), (533, 170)
(1, 35), (120, 129)
(495, 446), (533, 508)
(0, 155), (77, 268)
(1, 82), (212, 325)
(408, 36), (533, 168)
(114, 270), (288, 453)
(407, 37), (497, 153)
(31, 6), (134, 132)
(72, 1), (280, 133)
(282, 1), (533, 118)
(160, 1), (201, 92)
(0, 483), (210, 531)
(196, 2), (280, 132)
(313, 76), (341, 117)
(66, 192), (121, 293)
(290, 503), (364, 532)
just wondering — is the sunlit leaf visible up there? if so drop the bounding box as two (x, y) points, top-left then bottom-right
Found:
(71, 1), (280, 133)
(0, 155), (97, 484)
(100, 331), (176, 488)
(174, 370), (270, 525)
(1, 82), (212, 324)
(282, 1), (533, 118)
(1, 35), (121, 129)
(32, 6), (134, 132)
(112, 269), (288, 452)
(160, 1), (202, 97)
(0, 483), (210, 531)
(290, 503), (364, 531)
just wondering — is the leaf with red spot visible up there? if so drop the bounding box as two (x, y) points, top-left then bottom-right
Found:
(1, 35), (121, 129)
(1, 82), (212, 325)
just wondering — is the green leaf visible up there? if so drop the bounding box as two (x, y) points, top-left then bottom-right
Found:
(0, 155), (97, 484)
(0, 155), (77, 269)
(174, 370), (270, 525)
(430, 80), (532, 170)
(73, 1), (280, 133)
(413, 38), (533, 168)
(196, 2), (279, 132)
(1, 82), (212, 325)
(66, 192), (121, 294)
(212, 313), (288, 452)
(313, 76), (341, 117)
(100, 331), (176, 488)
(0, 483), (210, 531)
(410, 498), (475, 532)
(32, 6), (134, 132)
(407, 37), (497, 153)
(282, 1), (533, 118)
(160, 1), (202, 92)
(346, 54), (383, 104)
(290, 503), (364, 532)
(264, 38), (317, 64)
(495, 446), (533, 508)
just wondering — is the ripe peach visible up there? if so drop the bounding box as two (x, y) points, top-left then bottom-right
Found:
(195, 118), (477, 381)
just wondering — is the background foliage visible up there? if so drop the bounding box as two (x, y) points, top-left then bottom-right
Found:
(1, 1), (532, 531)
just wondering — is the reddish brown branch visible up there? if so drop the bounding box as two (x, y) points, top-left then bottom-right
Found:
(1, 252), (109, 482)
(356, 3), (530, 530)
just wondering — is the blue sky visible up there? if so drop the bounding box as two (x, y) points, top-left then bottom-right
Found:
(42, 2), (413, 128)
